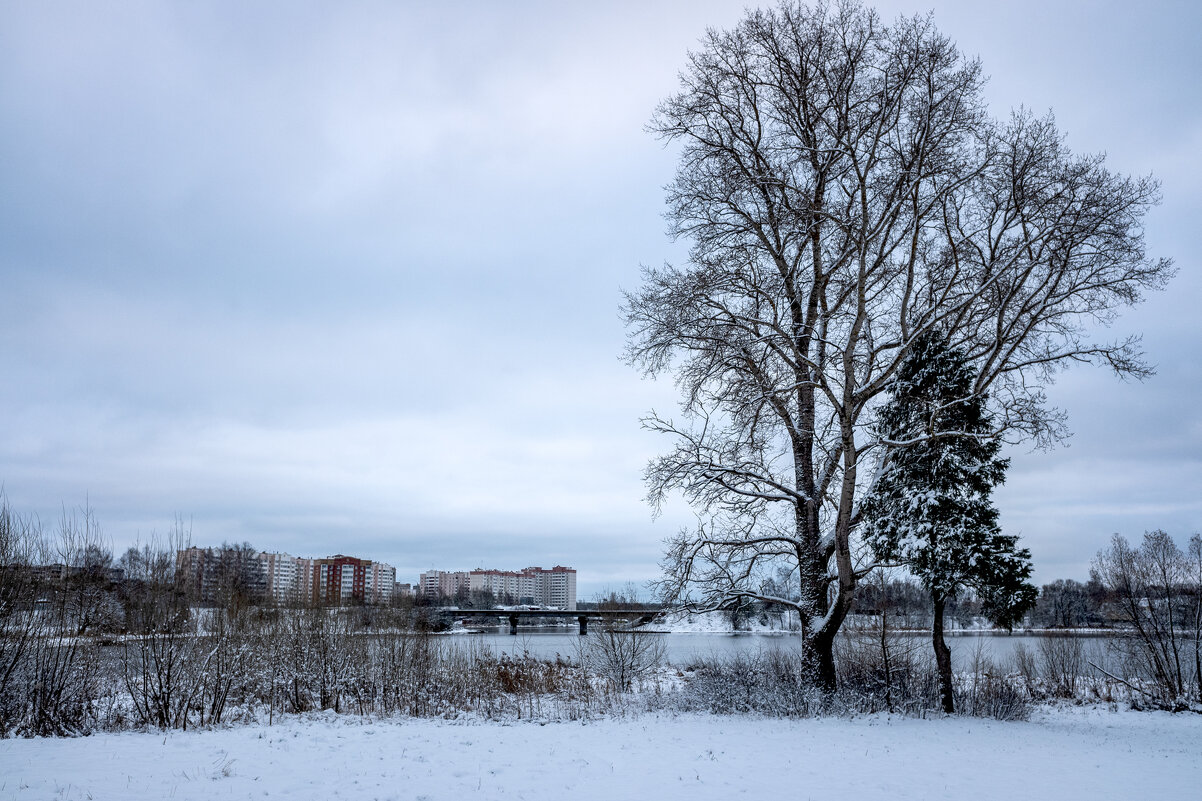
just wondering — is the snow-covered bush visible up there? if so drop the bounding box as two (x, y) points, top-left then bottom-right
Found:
(834, 627), (940, 715)
(673, 650), (824, 717)
(575, 630), (665, 692)
(954, 642), (1030, 721)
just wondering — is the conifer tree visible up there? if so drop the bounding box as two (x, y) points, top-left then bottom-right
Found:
(861, 329), (1037, 713)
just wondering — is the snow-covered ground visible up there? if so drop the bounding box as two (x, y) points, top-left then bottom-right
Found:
(3, 707), (1199, 800)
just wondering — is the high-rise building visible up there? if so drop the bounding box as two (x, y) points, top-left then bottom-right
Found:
(175, 546), (267, 603)
(312, 555), (397, 605)
(419, 569), (470, 599)
(540, 565), (577, 611)
(258, 551), (300, 603)
(367, 562), (396, 604)
(176, 548), (397, 606)
(423, 565), (576, 610)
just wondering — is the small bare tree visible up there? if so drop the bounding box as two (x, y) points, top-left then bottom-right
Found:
(1092, 531), (1198, 707)
(0, 492), (42, 735)
(18, 505), (114, 735)
(53, 504), (119, 636)
(120, 522), (204, 729)
(840, 567), (932, 713)
(1190, 534), (1202, 704)
(577, 629), (666, 691)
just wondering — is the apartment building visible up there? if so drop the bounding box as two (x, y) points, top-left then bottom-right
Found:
(175, 546), (267, 603)
(176, 547), (397, 606)
(259, 551), (299, 603)
(419, 569), (471, 599)
(309, 555), (400, 605)
(539, 565), (577, 611)
(367, 562), (396, 604)
(421, 565), (576, 610)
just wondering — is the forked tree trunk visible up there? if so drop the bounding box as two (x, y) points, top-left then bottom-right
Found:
(933, 596), (954, 714)
(811, 573), (857, 694)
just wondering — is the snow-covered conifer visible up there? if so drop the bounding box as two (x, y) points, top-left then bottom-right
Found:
(861, 329), (1037, 712)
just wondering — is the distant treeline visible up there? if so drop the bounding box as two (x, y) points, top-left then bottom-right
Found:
(850, 575), (1114, 630)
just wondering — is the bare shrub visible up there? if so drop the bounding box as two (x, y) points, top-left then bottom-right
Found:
(675, 649), (823, 717)
(835, 624), (938, 715)
(0, 493), (41, 735)
(119, 528), (205, 730)
(2, 503), (115, 736)
(197, 612), (259, 725)
(20, 636), (104, 736)
(576, 630), (665, 691)
(1039, 634), (1085, 699)
(954, 640), (1030, 721)
(676, 636), (1027, 720)
(1011, 642), (1041, 699)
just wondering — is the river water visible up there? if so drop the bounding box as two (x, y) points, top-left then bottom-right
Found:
(441, 626), (1118, 671)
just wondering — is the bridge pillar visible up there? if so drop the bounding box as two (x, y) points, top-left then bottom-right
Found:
(509, 613), (518, 635)
(578, 615), (588, 635)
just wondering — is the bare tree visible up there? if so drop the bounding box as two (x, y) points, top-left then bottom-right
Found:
(16, 504), (116, 734)
(840, 567), (931, 713)
(0, 492), (42, 735)
(53, 504), (119, 636)
(1191, 534), (1202, 704)
(626, 0), (1171, 691)
(1033, 578), (1103, 629)
(1093, 531), (1199, 707)
(121, 521), (205, 729)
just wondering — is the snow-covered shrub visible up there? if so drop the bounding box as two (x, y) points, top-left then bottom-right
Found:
(834, 627), (940, 715)
(673, 650), (825, 717)
(576, 630), (666, 692)
(1038, 633), (1085, 699)
(954, 641), (1030, 721)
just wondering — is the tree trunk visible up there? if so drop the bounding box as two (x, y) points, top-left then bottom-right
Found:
(933, 596), (954, 714)
(809, 453), (861, 694)
(811, 576), (856, 694)
(881, 604), (894, 713)
(1194, 599), (1201, 704)
(809, 633), (838, 694)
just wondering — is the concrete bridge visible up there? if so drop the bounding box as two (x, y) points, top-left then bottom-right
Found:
(438, 607), (666, 635)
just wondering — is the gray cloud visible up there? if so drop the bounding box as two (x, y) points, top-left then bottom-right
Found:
(2, 1), (1198, 597)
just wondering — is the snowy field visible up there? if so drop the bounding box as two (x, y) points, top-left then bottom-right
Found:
(2, 707), (1200, 800)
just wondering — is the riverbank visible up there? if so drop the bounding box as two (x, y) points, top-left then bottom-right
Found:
(3, 705), (1199, 800)
(652, 610), (1121, 634)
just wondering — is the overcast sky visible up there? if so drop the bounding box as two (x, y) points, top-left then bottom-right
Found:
(1, 0), (1198, 598)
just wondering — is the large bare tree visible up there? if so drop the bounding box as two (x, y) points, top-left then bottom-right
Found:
(624, 0), (1171, 690)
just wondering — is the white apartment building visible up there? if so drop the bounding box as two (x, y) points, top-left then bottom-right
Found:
(424, 565), (576, 610)
(468, 569), (522, 600)
(419, 570), (471, 599)
(258, 551), (300, 603)
(542, 566), (577, 611)
(367, 562), (396, 604)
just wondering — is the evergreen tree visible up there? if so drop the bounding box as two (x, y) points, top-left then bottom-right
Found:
(861, 329), (1037, 713)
